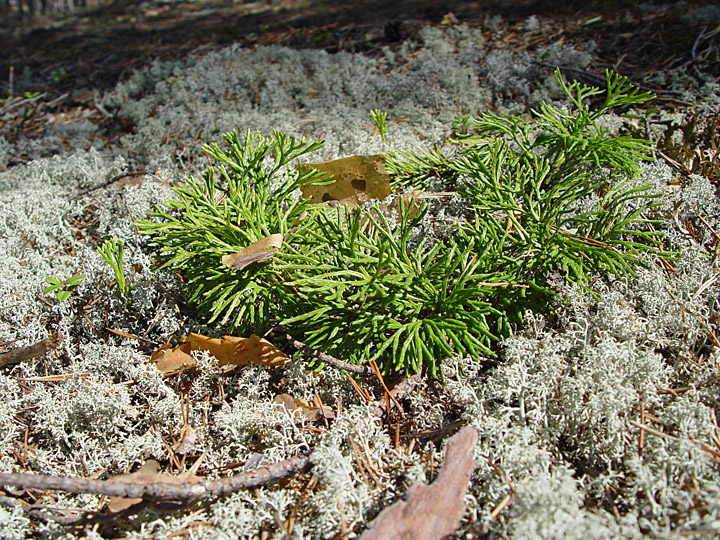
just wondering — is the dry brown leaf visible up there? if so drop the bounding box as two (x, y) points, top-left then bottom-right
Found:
(222, 234), (283, 271)
(150, 342), (196, 374)
(300, 155), (391, 207)
(384, 190), (424, 222)
(184, 332), (288, 367)
(274, 393), (335, 421)
(359, 425), (478, 540)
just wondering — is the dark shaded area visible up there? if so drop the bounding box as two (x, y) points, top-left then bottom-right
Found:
(1, 0), (513, 97)
(2, 0), (717, 101)
(0, 0), (717, 170)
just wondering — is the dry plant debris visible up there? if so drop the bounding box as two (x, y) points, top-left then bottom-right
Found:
(359, 425), (478, 540)
(0, 454), (312, 508)
(2, 3), (720, 538)
(222, 234), (284, 272)
(0, 332), (63, 368)
(299, 154), (391, 206)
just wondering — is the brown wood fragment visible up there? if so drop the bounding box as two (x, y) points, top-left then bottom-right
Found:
(0, 454), (311, 504)
(0, 332), (63, 368)
(359, 425), (478, 540)
(284, 335), (373, 376)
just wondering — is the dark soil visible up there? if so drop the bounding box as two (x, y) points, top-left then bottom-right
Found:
(3, 0), (717, 98)
(1, 0), (717, 160)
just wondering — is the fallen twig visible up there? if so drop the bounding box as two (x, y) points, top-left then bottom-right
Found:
(284, 335), (374, 376)
(629, 420), (720, 463)
(0, 92), (48, 115)
(0, 454), (311, 504)
(68, 170), (164, 200)
(0, 332), (63, 368)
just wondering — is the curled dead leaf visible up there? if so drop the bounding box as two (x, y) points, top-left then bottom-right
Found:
(150, 333), (288, 375)
(172, 424), (198, 456)
(150, 342), (196, 374)
(222, 234), (283, 271)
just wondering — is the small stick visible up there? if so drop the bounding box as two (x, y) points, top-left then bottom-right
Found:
(105, 327), (159, 345)
(691, 26), (707, 62)
(68, 171), (163, 200)
(0, 332), (63, 368)
(638, 395), (645, 453)
(0, 91), (48, 115)
(489, 493), (512, 520)
(0, 454), (311, 503)
(369, 360), (403, 414)
(629, 420), (675, 441)
(346, 373), (371, 402)
(284, 335), (374, 376)
(629, 421), (720, 464)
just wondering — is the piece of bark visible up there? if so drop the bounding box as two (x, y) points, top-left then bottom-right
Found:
(0, 332), (63, 368)
(359, 425), (478, 540)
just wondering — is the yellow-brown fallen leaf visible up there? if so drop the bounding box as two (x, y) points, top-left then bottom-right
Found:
(274, 393), (335, 422)
(172, 424), (198, 456)
(222, 234), (283, 272)
(150, 342), (196, 374)
(299, 155), (391, 207)
(184, 332), (288, 367)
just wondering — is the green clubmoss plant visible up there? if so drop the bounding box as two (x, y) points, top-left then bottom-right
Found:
(276, 200), (519, 377)
(137, 130), (325, 334)
(459, 68), (656, 178)
(138, 70), (670, 377)
(370, 109), (389, 142)
(387, 68), (657, 190)
(389, 68), (667, 285)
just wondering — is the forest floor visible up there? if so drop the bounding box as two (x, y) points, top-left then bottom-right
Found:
(1, 1), (720, 539)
